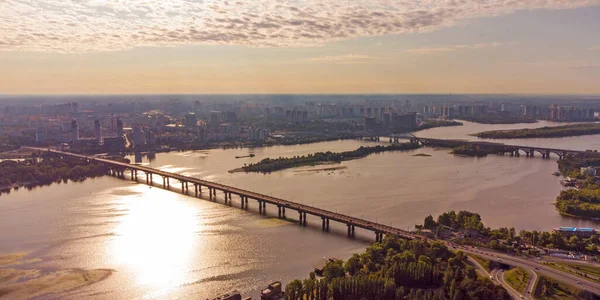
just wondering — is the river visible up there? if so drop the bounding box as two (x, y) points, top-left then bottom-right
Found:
(1, 120), (599, 299)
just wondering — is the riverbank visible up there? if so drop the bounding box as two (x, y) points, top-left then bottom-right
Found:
(473, 123), (600, 139)
(0, 157), (112, 194)
(238, 143), (420, 173)
(458, 114), (537, 124)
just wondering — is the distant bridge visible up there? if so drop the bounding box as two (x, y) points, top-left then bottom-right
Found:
(45, 149), (418, 242)
(357, 133), (596, 159)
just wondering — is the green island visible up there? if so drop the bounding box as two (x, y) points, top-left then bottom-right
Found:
(419, 120), (463, 130)
(284, 235), (510, 300)
(555, 155), (600, 219)
(459, 113), (537, 125)
(473, 123), (600, 139)
(0, 157), (113, 192)
(450, 145), (503, 157)
(504, 267), (530, 294)
(534, 275), (584, 300)
(240, 143), (420, 173)
(419, 211), (600, 256)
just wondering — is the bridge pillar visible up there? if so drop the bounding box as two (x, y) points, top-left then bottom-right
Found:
(298, 211), (302, 225)
(322, 217), (326, 231)
(278, 206), (282, 218)
(259, 201), (263, 214)
(282, 206), (285, 217)
(245, 197), (249, 210)
(515, 151), (520, 157)
(181, 182), (185, 193)
(167, 177), (170, 188)
(209, 188), (213, 200)
(213, 188), (217, 198)
(162, 177), (166, 188)
(198, 184), (202, 194)
(186, 182), (189, 193)
(303, 212), (307, 227)
(194, 184), (198, 197)
(347, 224), (352, 237)
(351, 225), (355, 237)
(262, 201), (267, 215)
(130, 169), (134, 180)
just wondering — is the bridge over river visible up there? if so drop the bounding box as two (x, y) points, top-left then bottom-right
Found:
(45, 149), (417, 242)
(358, 132), (598, 159)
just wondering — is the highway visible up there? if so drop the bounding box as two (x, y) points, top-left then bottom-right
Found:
(454, 246), (600, 295)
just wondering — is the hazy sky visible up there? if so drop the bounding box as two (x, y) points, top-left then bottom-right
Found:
(1, 0), (600, 94)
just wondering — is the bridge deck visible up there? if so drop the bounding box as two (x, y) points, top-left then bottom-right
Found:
(47, 150), (417, 239)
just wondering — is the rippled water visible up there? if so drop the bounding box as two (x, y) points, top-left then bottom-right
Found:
(1, 120), (600, 299)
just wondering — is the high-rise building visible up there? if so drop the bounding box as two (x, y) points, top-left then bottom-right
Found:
(184, 112), (198, 130)
(70, 119), (79, 142)
(94, 120), (103, 145)
(116, 118), (124, 138)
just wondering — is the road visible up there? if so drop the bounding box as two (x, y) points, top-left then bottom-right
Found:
(455, 246), (599, 295)
(492, 269), (522, 299)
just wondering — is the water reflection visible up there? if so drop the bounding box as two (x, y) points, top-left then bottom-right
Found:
(111, 186), (199, 294)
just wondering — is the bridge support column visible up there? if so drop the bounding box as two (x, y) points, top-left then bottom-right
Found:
(198, 184), (202, 194)
(130, 169), (134, 180)
(303, 212), (307, 227)
(186, 182), (189, 193)
(194, 184), (198, 197)
(162, 177), (166, 188)
(245, 197), (249, 210)
(278, 206), (282, 218)
(546, 151), (550, 159)
(262, 201), (266, 215)
(259, 201), (263, 214)
(282, 207), (286, 218)
(322, 217), (326, 231)
(167, 177), (170, 188)
(181, 182), (185, 193)
(326, 218), (329, 231)
(134, 170), (138, 181)
(209, 188), (213, 200)
(351, 225), (355, 237)
(347, 224), (352, 237)
(213, 188), (216, 198)
(298, 211), (303, 225)
(146, 173), (149, 184)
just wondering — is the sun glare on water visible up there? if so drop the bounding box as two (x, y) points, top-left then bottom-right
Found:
(111, 185), (199, 294)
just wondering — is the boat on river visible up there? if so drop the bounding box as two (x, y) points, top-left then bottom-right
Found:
(235, 154), (255, 159)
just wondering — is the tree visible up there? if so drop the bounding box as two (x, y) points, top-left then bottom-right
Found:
(344, 254), (361, 276)
(285, 280), (303, 300)
(424, 215), (437, 229)
(323, 260), (345, 281)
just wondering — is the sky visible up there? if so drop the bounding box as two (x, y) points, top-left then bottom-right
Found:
(1, 0), (600, 95)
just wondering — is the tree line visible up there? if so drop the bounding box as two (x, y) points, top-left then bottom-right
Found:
(474, 123), (600, 139)
(284, 236), (510, 300)
(243, 143), (420, 173)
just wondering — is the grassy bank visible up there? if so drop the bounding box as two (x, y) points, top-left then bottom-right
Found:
(504, 267), (530, 294)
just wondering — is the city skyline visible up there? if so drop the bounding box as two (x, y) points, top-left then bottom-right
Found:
(1, 1), (600, 94)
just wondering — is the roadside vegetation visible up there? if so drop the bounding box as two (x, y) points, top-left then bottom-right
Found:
(533, 275), (590, 300)
(473, 123), (600, 139)
(284, 235), (510, 300)
(504, 267), (530, 294)
(451, 145), (503, 157)
(419, 211), (600, 256)
(241, 143), (420, 173)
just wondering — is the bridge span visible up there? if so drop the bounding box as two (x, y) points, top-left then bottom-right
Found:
(45, 149), (416, 242)
(358, 133), (597, 159)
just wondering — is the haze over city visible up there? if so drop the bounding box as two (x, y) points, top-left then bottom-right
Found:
(1, 0), (600, 94)
(5, 1), (600, 300)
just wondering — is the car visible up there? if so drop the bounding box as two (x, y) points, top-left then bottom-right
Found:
(576, 281), (582, 285)
(535, 267), (539, 270)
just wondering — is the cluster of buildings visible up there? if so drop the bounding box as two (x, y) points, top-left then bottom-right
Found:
(548, 104), (595, 121)
(553, 227), (597, 238)
(422, 103), (489, 119)
(364, 112), (417, 132)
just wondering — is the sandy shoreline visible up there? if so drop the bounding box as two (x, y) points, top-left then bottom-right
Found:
(0, 252), (113, 300)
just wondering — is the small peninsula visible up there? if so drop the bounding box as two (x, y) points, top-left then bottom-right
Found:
(240, 143), (420, 173)
(473, 123), (600, 139)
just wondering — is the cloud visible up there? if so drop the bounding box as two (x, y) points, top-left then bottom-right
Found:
(590, 46), (600, 51)
(0, 0), (599, 53)
(309, 54), (370, 64)
(407, 42), (502, 54)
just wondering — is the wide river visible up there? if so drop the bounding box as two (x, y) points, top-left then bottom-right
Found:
(1, 120), (600, 299)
